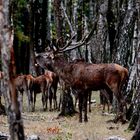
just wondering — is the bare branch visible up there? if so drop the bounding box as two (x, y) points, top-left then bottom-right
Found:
(61, 2), (75, 34)
(59, 2), (97, 53)
(58, 20), (97, 53)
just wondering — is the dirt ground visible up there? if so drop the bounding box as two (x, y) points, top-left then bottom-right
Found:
(0, 91), (134, 140)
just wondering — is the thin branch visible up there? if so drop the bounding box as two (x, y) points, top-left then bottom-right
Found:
(58, 20), (97, 53)
(61, 2), (75, 34)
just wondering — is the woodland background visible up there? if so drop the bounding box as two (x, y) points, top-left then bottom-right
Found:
(0, 0), (140, 139)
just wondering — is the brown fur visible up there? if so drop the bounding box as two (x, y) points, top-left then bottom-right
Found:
(27, 74), (52, 111)
(36, 54), (128, 123)
(14, 75), (31, 112)
(35, 63), (59, 111)
(45, 70), (59, 111)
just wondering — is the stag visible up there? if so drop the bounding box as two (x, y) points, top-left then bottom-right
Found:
(35, 23), (128, 122)
(35, 50), (128, 123)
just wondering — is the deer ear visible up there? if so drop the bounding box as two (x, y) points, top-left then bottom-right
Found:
(47, 51), (55, 59)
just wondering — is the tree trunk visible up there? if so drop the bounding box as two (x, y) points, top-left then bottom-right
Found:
(131, 1), (140, 138)
(53, 0), (63, 40)
(28, 0), (37, 76)
(59, 85), (77, 117)
(0, 0), (25, 139)
(132, 115), (140, 140)
(41, 0), (48, 51)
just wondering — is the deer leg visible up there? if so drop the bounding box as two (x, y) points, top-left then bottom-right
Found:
(83, 93), (88, 122)
(53, 91), (57, 110)
(54, 97), (57, 110)
(49, 94), (52, 111)
(88, 92), (91, 113)
(58, 96), (61, 111)
(41, 94), (44, 110)
(103, 94), (109, 112)
(26, 89), (31, 112)
(42, 92), (46, 111)
(45, 94), (48, 111)
(58, 92), (63, 111)
(102, 97), (105, 113)
(45, 89), (48, 111)
(53, 86), (57, 110)
(54, 87), (58, 109)
(51, 87), (55, 109)
(44, 83), (49, 111)
(42, 94), (45, 111)
(18, 91), (23, 112)
(30, 90), (34, 112)
(78, 94), (83, 123)
(42, 84), (47, 111)
(48, 86), (52, 111)
(107, 101), (110, 113)
(107, 94), (111, 113)
(33, 92), (36, 111)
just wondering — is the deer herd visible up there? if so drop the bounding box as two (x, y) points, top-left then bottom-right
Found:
(0, 40), (129, 124)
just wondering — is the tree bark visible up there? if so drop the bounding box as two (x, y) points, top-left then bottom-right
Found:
(132, 115), (140, 140)
(41, 0), (49, 51)
(59, 87), (77, 117)
(131, 1), (140, 138)
(53, 0), (63, 41)
(0, 0), (25, 139)
(28, 0), (37, 76)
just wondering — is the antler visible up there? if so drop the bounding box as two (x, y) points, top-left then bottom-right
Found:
(58, 20), (97, 53)
(58, 33), (77, 52)
(46, 2), (97, 54)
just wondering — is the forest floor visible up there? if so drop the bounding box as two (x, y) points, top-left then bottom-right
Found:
(0, 91), (134, 140)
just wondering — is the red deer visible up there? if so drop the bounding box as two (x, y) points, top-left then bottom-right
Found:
(35, 50), (128, 123)
(35, 63), (59, 111)
(25, 74), (34, 111)
(44, 70), (59, 111)
(27, 74), (52, 111)
(35, 25), (128, 122)
(14, 74), (31, 112)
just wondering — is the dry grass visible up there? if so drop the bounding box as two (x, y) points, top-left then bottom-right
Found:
(0, 91), (134, 140)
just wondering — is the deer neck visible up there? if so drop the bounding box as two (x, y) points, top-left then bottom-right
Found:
(52, 56), (68, 77)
